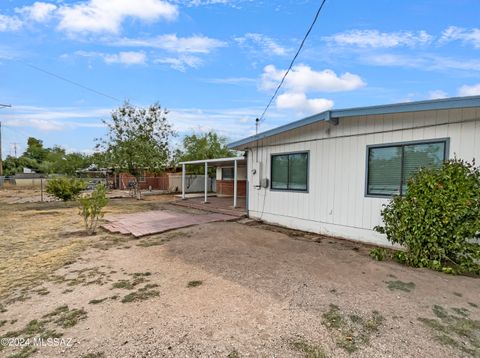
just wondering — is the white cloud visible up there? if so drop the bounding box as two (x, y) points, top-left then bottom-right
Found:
(16, 2), (57, 22)
(276, 92), (333, 114)
(206, 77), (256, 85)
(428, 90), (448, 100)
(0, 14), (23, 32)
(363, 53), (480, 72)
(116, 34), (226, 53)
(57, 0), (178, 34)
(324, 29), (433, 48)
(235, 33), (288, 56)
(182, 0), (231, 5)
(4, 105), (108, 131)
(115, 34), (225, 70)
(75, 50), (147, 65)
(154, 55), (202, 71)
(104, 51), (147, 65)
(261, 64), (366, 93)
(458, 83), (480, 97)
(440, 26), (480, 48)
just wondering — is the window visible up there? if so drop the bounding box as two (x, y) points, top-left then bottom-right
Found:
(221, 167), (234, 180)
(366, 139), (448, 196)
(271, 152), (308, 191)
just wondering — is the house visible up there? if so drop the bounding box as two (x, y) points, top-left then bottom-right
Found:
(224, 95), (480, 246)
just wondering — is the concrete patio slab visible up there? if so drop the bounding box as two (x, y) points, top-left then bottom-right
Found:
(102, 210), (237, 237)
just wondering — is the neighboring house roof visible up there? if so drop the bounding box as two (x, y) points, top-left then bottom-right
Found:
(228, 95), (480, 149)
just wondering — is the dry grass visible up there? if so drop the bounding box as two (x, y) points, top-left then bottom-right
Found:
(0, 190), (174, 303)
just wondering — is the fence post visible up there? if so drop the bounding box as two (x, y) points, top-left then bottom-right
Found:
(41, 178), (44, 202)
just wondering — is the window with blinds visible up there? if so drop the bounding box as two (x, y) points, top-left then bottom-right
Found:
(367, 140), (448, 196)
(271, 152), (308, 191)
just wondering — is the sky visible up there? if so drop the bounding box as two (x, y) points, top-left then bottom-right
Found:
(1, 0), (480, 157)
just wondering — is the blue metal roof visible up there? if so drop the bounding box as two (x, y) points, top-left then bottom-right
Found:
(228, 95), (480, 149)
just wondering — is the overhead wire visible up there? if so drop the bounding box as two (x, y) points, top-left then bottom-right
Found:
(258, 0), (328, 123)
(13, 58), (123, 103)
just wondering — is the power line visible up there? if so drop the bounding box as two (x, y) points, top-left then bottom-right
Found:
(14, 59), (123, 103)
(258, 0), (328, 123)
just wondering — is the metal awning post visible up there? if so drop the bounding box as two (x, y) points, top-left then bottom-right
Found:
(182, 164), (186, 199)
(233, 159), (238, 208)
(204, 162), (208, 203)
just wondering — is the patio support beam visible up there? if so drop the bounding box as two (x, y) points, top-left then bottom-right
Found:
(182, 164), (186, 199)
(204, 162), (208, 203)
(233, 159), (238, 208)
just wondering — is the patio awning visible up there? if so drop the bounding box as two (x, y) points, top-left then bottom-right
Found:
(179, 156), (246, 167)
(178, 156), (246, 208)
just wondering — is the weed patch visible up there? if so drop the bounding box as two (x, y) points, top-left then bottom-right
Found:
(42, 305), (87, 328)
(111, 276), (146, 290)
(81, 353), (105, 358)
(385, 280), (415, 292)
(88, 298), (108, 305)
(418, 304), (480, 356)
(290, 339), (327, 358)
(121, 285), (160, 303)
(322, 304), (384, 353)
(227, 350), (240, 358)
(5, 346), (38, 358)
(187, 280), (203, 288)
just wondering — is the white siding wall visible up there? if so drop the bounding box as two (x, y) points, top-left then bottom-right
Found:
(247, 108), (480, 246)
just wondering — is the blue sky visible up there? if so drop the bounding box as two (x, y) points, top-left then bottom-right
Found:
(1, 0), (480, 156)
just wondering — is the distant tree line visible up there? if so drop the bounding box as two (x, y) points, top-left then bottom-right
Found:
(3, 137), (101, 176)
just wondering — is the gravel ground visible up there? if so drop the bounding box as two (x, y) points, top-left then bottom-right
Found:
(0, 212), (479, 357)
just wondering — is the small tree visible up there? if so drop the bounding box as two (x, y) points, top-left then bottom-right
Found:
(375, 158), (480, 274)
(78, 184), (109, 235)
(96, 102), (175, 197)
(46, 177), (87, 201)
(174, 131), (236, 174)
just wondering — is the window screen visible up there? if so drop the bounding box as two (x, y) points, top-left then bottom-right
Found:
(271, 152), (308, 191)
(367, 140), (447, 196)
(221, 167), (234, 180)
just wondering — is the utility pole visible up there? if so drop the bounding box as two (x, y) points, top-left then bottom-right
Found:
(10, 143), (19, 158)
(0, 104), (12, 177)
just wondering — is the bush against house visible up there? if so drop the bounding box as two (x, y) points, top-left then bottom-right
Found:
(375, 158), (480, 274)
(46, 177), (87, 201)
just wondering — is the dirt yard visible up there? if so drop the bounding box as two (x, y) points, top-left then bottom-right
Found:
(0, 188), (479, 358)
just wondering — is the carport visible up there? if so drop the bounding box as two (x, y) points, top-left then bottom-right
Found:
(179, 156), (246, 208)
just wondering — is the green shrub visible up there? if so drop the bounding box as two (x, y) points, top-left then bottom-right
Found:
(78, 184), (108, 235)
(369, 248), (387, 261)
(374, 158), (480, 274)
(46, 177), (87, 201)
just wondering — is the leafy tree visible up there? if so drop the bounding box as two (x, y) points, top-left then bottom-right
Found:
(96, 102), (175, 186)
(3, 156), (38, 176)
(23, 137), (48, 163)
(374, 158), (480, 274)
(175, 131), (236, 174)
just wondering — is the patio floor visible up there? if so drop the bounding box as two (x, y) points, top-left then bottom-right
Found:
(172, 195), (247, 218)
(102, 210), (237, 237)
